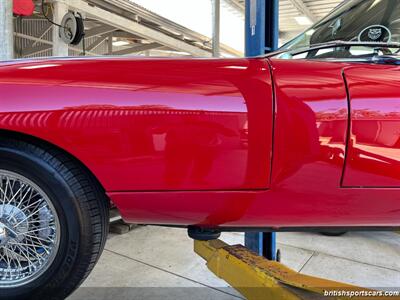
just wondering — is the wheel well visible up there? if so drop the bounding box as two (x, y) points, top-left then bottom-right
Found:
(0, 129), (108, 195)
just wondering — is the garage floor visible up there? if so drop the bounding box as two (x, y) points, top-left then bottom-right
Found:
(69, 226), (400, 300)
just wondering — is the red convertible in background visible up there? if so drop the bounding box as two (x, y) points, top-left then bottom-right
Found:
(0, 0), (400, 299)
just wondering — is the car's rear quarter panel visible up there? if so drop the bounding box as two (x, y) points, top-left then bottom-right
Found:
(0, 58), (273, 192)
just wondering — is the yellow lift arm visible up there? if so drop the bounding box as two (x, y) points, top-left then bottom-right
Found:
(195, 239), (400, 300)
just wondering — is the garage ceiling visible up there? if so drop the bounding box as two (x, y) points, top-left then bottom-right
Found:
(16, 0), (344, 58)
(229, 0), (343, 40)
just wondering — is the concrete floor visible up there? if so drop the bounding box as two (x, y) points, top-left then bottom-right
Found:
(69, 226), (400, 300)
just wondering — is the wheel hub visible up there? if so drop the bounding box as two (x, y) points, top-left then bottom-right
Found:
(0, 222), (9, 245)
(0, 204), (29, 246)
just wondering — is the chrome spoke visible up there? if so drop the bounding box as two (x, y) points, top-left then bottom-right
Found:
(20, 226), (54, 236)
(13, 206), (47, 228)
(6, 186), (32, 222)
(0, 170), (60, 287)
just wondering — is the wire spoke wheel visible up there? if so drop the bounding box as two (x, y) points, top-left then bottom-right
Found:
(0, 170), (60, 287)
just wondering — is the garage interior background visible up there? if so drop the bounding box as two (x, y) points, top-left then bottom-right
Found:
(0, 0), (342, 60)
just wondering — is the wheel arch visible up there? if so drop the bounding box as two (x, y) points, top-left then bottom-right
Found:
(0, 128), (109, 197)
(0, 128), (110, 299)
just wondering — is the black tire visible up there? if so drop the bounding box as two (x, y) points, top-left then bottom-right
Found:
(0, 138), (109, 300)
(320, 231), (347, 237)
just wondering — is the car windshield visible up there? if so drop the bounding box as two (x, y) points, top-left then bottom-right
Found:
(276, 0), (400, 60)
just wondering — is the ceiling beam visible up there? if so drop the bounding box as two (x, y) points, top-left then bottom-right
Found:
(85, 35), (108, 52)
(225, 0), (245, 14)
(84, 24), (118, 37)
(112, 31), (142, 39)
(87, 0), (240, 56)
(67, 0), (211, 57)
(288, 0), (318, 23)
(112, 42), (162, 56)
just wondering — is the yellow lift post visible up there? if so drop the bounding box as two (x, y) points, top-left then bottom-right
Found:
(195, 239), (400, 300)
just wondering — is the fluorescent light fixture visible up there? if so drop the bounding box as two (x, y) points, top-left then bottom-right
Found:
(113, 40), (130, 47)
(295, 16), (313, 26)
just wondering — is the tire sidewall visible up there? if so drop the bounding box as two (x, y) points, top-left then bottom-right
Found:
(0, 146), (84, 299)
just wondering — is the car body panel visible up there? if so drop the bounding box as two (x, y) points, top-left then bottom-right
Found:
(342, 65), (400, 187)
(268, 59), (348, 187)
(0, 57), (273, 191)
(0, 57), (400, 229)
(110, 59), (400, 228)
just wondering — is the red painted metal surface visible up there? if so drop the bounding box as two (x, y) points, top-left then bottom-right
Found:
(343, 65), (400, 187)
(112, 59), (400, 228)
(0, 57), (399, 229)
(269, 59), (348, 187)
(0, 57), (273, 191)
(109, 188), (400, 227)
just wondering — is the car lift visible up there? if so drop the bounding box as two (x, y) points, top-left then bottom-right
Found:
(194, 238), (400, 300)
(193, 1), (400, 299)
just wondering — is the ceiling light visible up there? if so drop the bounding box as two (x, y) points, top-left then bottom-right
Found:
(294, 16), (313, 26)
(113, 40), (130, 47)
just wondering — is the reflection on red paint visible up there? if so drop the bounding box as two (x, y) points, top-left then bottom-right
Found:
(343, 65), (400, 187)
(111, 59), (400, 228)
(0, 57), (400, 229)
(0, 57), (273, 191)
(269, 59), (348, 186)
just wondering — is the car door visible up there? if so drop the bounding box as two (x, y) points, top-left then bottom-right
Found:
(343, 64), (400, 187)
(268, 58), (349, 189)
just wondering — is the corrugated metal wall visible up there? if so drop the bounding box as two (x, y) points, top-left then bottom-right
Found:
(14, 18), (52, 58)
(14, 17), (110, 58)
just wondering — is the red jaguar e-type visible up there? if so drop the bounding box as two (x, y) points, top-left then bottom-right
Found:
(1, 0), (399, 298)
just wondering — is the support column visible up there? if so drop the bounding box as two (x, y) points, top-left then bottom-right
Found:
(0, 0), (14, 60)
(52, 1), (69, 56)
(212, 0), (220, 57)
(244, 0), (279, 261)
(107, 34), (113, 55)
(245, 0), (279, 56)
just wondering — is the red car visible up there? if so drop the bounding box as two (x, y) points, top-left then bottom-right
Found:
(1, 0), (400, 298)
